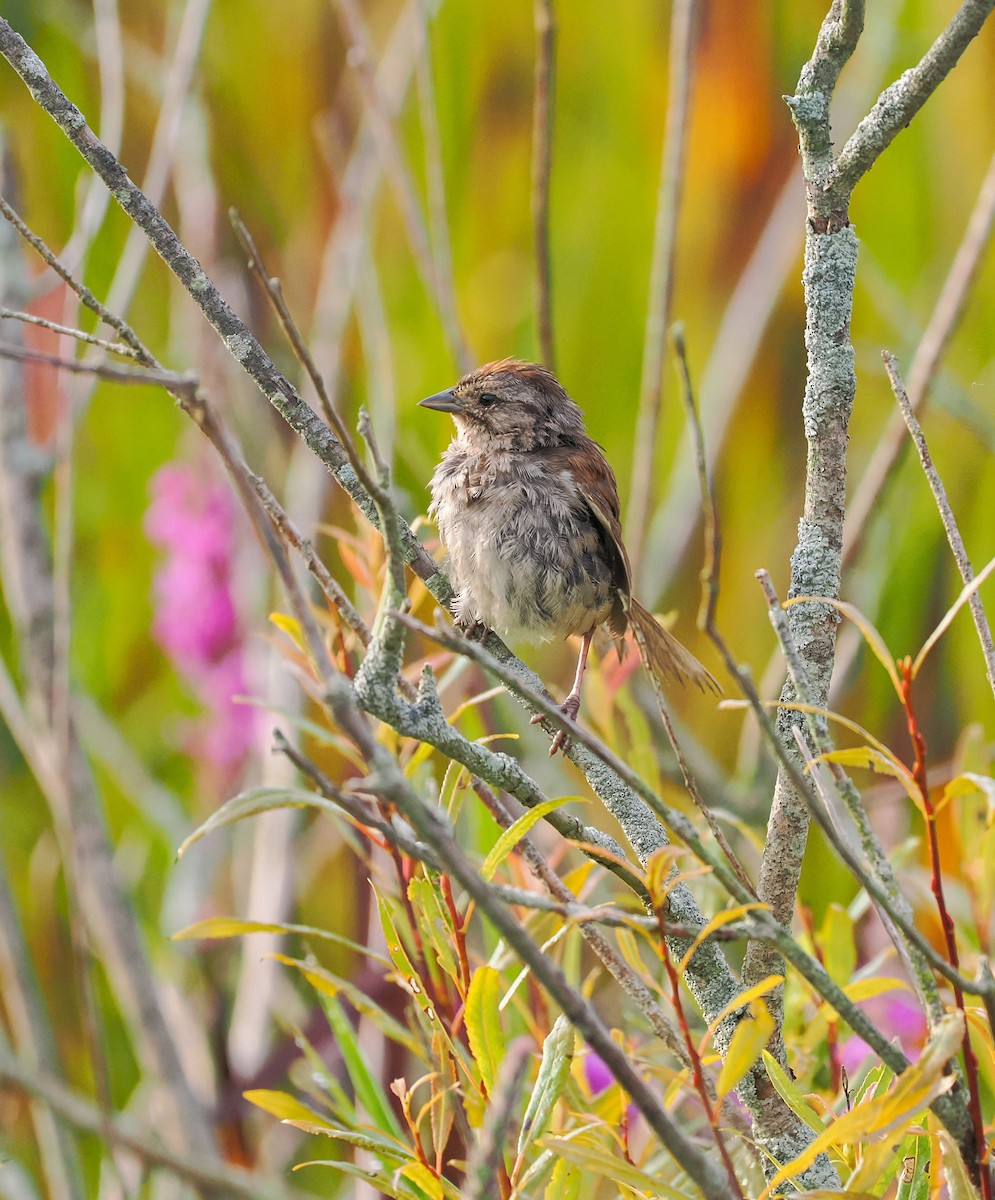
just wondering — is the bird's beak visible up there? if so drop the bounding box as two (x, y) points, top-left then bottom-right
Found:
(418, 388), (462, 414)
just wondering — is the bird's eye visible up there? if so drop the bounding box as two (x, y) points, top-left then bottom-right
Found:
(478, 392), (499, 407)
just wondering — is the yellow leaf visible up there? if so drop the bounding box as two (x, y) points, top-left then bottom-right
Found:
(702, 975), (784, 1049)
(678, 903), (769, 975)
(465, 966), (506, 1094)
(761, 1012), (964, 1197)
(715, 999), (776, 1098)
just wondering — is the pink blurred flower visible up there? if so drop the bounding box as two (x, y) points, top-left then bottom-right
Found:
(840, 991), (927, 1077)
(146, 463), (255, 772)
(584, 1051), (614, 1096)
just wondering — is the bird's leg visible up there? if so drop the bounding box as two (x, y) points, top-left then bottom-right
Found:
(532, 629), (594, 756)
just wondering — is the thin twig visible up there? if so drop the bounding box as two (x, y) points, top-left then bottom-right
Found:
(0, 197), (146, 356)
(229, 208), (375, 495)
(827, 0), (995, 208)
(626, 0), (697, 563)
(531, 0), (556, 370)
(470, 779), (691, 1066)
(0, 307), (139, 357)
(0, 342), (198, 394)
(883, 351), (995, 698)
(843, 149), (995, 571)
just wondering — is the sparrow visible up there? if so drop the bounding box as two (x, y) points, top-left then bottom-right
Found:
(420, 359), (718, 754)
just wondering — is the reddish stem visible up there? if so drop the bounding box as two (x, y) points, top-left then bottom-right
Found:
(440, 873), (471, 997)
(900, 661), (991, 1200)
(657, 914), (744, 1200)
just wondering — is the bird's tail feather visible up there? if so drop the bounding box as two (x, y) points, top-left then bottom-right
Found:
(628, 598), (720, 695)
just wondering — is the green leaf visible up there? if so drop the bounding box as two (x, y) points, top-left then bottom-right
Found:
(784, 596), (901, 694)
(935, 771), (995, 818)
(465, 966), (506, 1093)
(407, 874), (460, 987)
(760, 1051), (827, 1140)
(540, 1134), (690, 1198)
(176, 787), (335, 858)
(480, 796), (575, 881)
(913, 553), (995, 677)
(543, 1155), (582, 1200)
(398, 1161), (447, 1199)
(518, 1014), (574, 1155)
(294, 1159), (405, 1197)
(895, 1133), (931, 1200)
(316, 991), (407, 1140)
(765, 1012), (964, 1194)
(810, 747), (920, 806)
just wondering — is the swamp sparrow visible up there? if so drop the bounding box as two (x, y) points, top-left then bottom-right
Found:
(421, 359), (718, 754)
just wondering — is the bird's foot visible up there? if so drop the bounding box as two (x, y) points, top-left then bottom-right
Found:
(531, 693), (582, 756)
(457, 620), (489, 643)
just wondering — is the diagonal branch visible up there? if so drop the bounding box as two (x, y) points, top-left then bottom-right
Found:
(884, 351), (995, 698)
(827, 0), (995, 209)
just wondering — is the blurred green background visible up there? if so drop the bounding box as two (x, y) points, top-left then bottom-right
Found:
(1, 0), (993, 1193)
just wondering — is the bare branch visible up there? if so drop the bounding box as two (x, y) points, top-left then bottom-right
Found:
(0, 307), (138, 357)
(883, 350), (995, 698)
(828, 0), (995, 208)
(843, 149), (995, 571)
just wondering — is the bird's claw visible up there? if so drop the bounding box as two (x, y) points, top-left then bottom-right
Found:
(531, 694), (582, 756)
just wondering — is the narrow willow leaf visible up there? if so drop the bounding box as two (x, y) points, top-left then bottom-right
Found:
(760, 1052), (828, 1141)
(171, 916), (390, 964)
(269, 953), (420, 1056)
(677, 902), (769, 974)
(480, 796), (574, 881)
(644, 844), (691, 907)
(934, 771), (995, 819)
(539, 1135), (689, 1198)
(895, 1133), (931, 1200)
(243, 1089), (335, 1127)
(407, 875), (460, 987)
(398, 1161), (447, 1200)
(176, 787), (334, 857)
(429, 1032), (456, 1166)
(913, 553), (995, 677)
(518, 1014), (574, 1155)
(465, 966), (506, 1093)
(542, 1155), (582, 1200)
(716, 1000), (776, 1098)
(762, 1013), (963, 1196)
(702, 975), (783, 1049)
(269, 611), (308, 652)
(294, 1160), (404, 1197)
(811, 747), (921, 807)
(315, 991), (407, 1139)
(284, 1122), (413, 1159)
(938, 1130), (982, 1200)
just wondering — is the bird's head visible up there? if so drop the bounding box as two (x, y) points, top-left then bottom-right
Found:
(419, 359), (586, 451)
